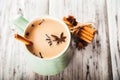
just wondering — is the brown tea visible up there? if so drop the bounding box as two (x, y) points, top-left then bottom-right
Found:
(24, 17), (70, 59)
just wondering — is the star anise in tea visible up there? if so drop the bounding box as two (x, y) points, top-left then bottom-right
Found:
(45, 34), (52, 46)
(39, 19), (45, 25)
(39, 52), (43, 58)
(51, 32), (66, 45)
(25, 32), (29, 36)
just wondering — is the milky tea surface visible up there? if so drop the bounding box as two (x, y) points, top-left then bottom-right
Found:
(24, 18), (70, 59)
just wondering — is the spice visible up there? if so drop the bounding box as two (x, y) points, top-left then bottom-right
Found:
(45, 34), (52, 46)
(39, 19), (45, 25)
(33, 53), (37, 56)
(25, 32), (29, 36)
(39, 52), (43, 58)
(66, 15), (78, 26)
(73, 36), (88, 49)
(51, 32), (66, 45)
(31, 24), (34, 27)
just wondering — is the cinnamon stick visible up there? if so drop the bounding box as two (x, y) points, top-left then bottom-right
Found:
(79, 36), (91, 43)
(80, 32), (93, 41)
(82, 26), (96, 35)
(81, 29), (94, 38)
(14, 34), (33, 45)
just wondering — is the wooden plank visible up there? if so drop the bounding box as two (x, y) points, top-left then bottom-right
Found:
(49, 0), (65, 19)
(0, 0), (6, 79)
(107, 0), (120, 80)
(23, 0), (49, 21)
(0, 0), (14, 79)
(80, 0), (113, 80)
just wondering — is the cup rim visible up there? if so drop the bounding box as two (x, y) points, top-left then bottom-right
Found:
(23, 16), (71, 60)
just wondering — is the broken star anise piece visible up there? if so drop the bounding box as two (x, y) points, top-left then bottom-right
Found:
(45, 34), (52, 46)
(67, 15), (78, 26)
(51, 32), (66, 45)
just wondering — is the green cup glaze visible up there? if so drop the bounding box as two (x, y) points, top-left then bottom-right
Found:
(13, 16), (73, 76)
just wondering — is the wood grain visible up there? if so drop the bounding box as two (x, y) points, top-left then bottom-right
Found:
(107, 0), (120, 80)
(0, 0), (119, 80)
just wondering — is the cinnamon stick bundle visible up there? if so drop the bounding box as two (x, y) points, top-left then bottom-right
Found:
(63, 15), (97, 49)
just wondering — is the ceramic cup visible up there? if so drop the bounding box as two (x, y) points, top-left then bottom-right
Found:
(13, 16), (73, 76)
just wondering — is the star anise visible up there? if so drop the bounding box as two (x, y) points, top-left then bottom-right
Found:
(66, 15), (78, 26)
(51, 32), (66, 44)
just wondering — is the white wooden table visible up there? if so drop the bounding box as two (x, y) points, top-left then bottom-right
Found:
(0, 0), (120, 80)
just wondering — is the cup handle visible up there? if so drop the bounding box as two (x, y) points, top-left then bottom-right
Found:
(13, 16), (29, 34)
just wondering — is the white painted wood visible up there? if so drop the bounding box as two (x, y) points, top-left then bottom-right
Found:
(107, 0), (120, 80)
(49, 0), (65, 19)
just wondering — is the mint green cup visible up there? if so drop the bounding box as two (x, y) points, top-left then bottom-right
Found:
(13, 16), (73, 76)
